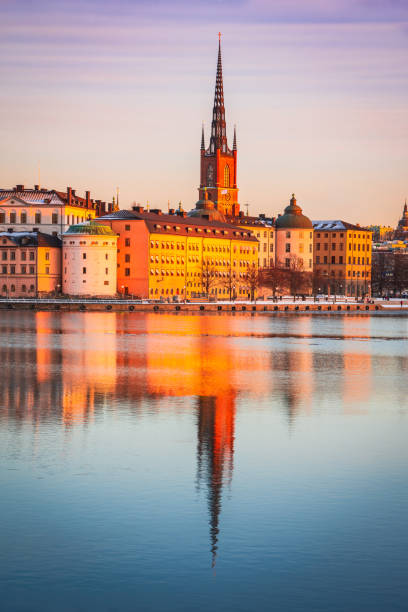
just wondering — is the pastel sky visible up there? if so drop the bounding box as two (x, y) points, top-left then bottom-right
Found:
(1, 0), (407, 225)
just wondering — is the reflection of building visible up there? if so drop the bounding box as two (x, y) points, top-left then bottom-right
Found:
(0, 231), (61, 297)
(0, 185), (113, 236)
(313, 220), (372, 296)
(196, 393), (235, 567)
(62, 220), (118, 296)
(196, 36), (239, 218)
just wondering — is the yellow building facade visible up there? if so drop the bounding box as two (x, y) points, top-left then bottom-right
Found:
(313, 221), (372, 296)
(98, 209), (259, 299)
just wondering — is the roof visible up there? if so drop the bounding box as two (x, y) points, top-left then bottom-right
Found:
(64, 220), (117, 236)
(98, 209), (258, 242)
(312, 220), (371, 232)
(227, 215), (275, 228)
(0, 187), (90, 209)
(0, 231), (62, 247)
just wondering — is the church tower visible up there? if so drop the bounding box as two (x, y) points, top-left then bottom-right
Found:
(199, 35), (239, 217)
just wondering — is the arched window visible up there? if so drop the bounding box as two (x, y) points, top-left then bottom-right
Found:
(29, 284), (35, 292)
(2, 285), (7, 294)
(207, 165), (214, 186)
(21, 285), (26, 292)
(10, 285), (15, 292)
(224, 164), (230, 188)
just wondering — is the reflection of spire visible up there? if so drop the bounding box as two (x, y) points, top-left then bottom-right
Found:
(196, 393), (235, 568)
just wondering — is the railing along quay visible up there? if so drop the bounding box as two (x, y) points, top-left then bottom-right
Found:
(0, 297), (405, 313)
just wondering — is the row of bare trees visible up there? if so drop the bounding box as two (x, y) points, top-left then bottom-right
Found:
(200, 260), (260, 300)
(260, 256), (312, 296)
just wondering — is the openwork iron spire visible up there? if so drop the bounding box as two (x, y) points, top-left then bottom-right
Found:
(208, 33), (228, 153)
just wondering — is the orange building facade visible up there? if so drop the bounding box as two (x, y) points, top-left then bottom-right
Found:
(313, 221), (372, 296)
(97, 208), (258, 299)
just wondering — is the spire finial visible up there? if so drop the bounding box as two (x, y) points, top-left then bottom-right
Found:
(201, 123), (205, 150)
(218, 32), (221, 42)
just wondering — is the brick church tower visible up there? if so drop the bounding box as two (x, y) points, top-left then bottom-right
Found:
(199, 35), (239, 217)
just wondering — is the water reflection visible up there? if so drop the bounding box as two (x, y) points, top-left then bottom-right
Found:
(0, 311), (407, 569)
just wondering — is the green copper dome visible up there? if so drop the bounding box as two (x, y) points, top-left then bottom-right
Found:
(64, 220), (116, 236)
(275, 194), (313, 230)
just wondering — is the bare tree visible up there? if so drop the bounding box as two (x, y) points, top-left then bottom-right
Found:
(260, 260), (288, 297)
(287, 255), (310, 296)
(243, 264), (261, 301)
(220, 265), (236, 300)
(201, 259), (219, 298)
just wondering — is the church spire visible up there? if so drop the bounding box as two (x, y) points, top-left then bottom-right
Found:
(233, 124), (237, 151)
(209, 33), (228, 153)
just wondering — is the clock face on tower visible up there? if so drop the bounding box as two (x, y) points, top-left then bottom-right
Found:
(225, 192), (231, 201)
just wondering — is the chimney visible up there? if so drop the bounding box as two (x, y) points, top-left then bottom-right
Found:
(85, 191), (91, 208)
(16, 184), (24, 191)
(71, 189), (76, 197)
(67, 187), (72, 206)
(108, 202), (113, 212)
(169, 208), (175, 215)
(151, 209), (162, 215)
(34, 184), (39, 191)
(132, 205), (144, 213)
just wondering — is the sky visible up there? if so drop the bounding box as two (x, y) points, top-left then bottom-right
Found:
(1, 0), (407, 225)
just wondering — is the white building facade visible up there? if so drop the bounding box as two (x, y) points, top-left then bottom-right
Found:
(62, 221), (118, 296)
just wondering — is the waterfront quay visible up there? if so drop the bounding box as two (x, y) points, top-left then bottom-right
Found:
(0, 297), (406, 313)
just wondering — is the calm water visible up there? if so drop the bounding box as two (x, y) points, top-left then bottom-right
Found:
(0, 311), (407, 612)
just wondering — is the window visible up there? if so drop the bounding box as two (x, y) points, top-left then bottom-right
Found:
(125, 268), (130, 276)
(299, 244), (304, 253)
(270, 244), (273, 252)
(339, 256), (343, 264)
(105, 268), (108, 274)
(285, 243), (291, 253)
(263, 244), (267, 252)
(125, 254), (130, 262)
(2, 266), (6, 274)
(21, 265), (26, 274)
(331, 256), (335, 264)
(285, 258), (290, 268)
(125, 224), (131, 231)
(29, 252), (34, 261)
(323, 256), (327, 264)
(309, 244), (312, 253)
(316, 243), (320, 251)
(105, 254), (108, 260)
(29, 266), (35, 274)
(45, 252), (50, 261)
(104, 281), (109, 285)
(52, 213), (58, 224)
(35, 212), (41, 224)
(21, 285), (26, 292)
(286, 231), (291, 238)
(309, 259), (312, 268)
(21, 251), (26, 261)
(82, 267), (86, 274)
(10, 212), (16, 223)
(10, 251), (16, 260)
(10, 284), (15, 292)
(316, 256), (320, 264)
(224, 164), (230, 187)
(29, 284), (35, 292)
(125, 238), (130, 247)
(45, 267), (49, 274)
(324, 243), (328, 251)
(0, 213), (5, 223)
(1, 252), (6, 261)
(332, 243), (336, 251)
(10, 266), (15, 274)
